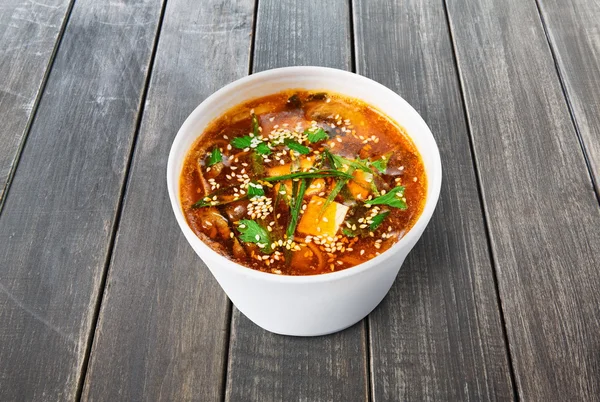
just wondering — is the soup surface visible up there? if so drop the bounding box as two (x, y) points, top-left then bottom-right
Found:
(180, 90), (426, 275)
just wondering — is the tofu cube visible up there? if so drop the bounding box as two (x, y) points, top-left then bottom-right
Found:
(297, 196), (349, 238)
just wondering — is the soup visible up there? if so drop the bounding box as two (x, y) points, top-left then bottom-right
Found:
(180, 90), (426, 275)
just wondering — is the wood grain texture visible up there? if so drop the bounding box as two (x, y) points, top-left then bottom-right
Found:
(446, 0), (600, 400)
(225, 1), (368, 401)
(81, 0), (254, 400)
(252, 0), (351, 70)
(0, 0), (162, 400)
(536, 0), (600, 196)
(353, 0), (515, 400)
(0, 0), (72, 206)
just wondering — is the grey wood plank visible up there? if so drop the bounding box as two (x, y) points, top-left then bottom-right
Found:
(81, 1), (255, 400)
(0, 0), (73, 206)
(446, 0), (600, 400)
(353, 0), (515, 400)
(0, 0), (163, 400)
(536, 0), (600, 196)
(225, 1), (369, 401)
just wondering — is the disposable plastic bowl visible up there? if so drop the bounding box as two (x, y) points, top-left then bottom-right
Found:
(167, 66), (442, 336)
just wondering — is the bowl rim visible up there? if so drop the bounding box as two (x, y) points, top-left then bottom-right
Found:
(167, 66), (442, 284)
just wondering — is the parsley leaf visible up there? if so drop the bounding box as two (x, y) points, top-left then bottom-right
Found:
(237, 220), (273, 253)
(369, 211), (390, 230)
(370, 152), (393, 173)
(306, 127), (329, 143)
(231, 135), (252, 149)
(285, 139), (310, 154)
(370, 160), (385, 173)
(255, 142), (271, 155)
(247, 181), (265, 198)
(365, 186), (407, 209)
(207, 147), (222, 167)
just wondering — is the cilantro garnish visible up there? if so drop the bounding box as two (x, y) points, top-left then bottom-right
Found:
(247, 181), (265, 198)
(231, 135), (252, 149)
(370, 152), (393, 173)
(306, 127), (328, 143)
(365, 186), (407, 209)
(237, 220), (273, 253)
(255, 142), (272, 155)
(285, 139), (310, 155)
(207, 147), (222, 167)
(369, 211), (390, 230)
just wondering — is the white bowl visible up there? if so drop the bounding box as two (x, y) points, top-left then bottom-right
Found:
(167, 67), (442, 336)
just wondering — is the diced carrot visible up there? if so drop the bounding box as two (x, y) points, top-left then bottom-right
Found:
(347, 170), (371, 200)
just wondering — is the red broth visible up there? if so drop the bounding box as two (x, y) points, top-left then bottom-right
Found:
(180, 90), (426, 275)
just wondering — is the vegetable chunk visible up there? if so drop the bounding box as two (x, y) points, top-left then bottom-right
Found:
(297, 196), (349, 237)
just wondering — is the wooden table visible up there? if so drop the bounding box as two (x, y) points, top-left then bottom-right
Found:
(1, 0), (599, 400)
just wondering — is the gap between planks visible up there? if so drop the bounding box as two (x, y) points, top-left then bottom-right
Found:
(220, 0), (260, 400)
(74, 1), (170, 400)
(532, 0), (600, 206)
(0, 0), (77, 214)
(441, 0), (520, 400)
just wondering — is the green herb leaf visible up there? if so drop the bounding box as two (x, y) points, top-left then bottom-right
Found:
(255, 142), (272, 155)
(306, 127), (329, 143)
(207, 147), (222, 167)
(370, 211), (391, 230)
(370, 160), (385, 173)
(342, 227), (357, 238)
(285, 139), (310, 154)
(237, 220), (273, 253)
(370, 152), (392, 173)
(365, 186), (407, 209)
(263, 169), (353, 183)
(247, 181), (265, 198)
(231, 135), (252, 149)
